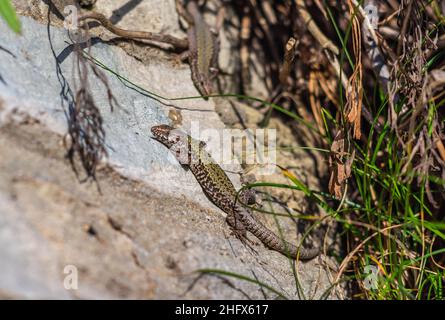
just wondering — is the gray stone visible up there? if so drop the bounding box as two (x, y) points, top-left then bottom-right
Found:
(0, 9), (343, 299)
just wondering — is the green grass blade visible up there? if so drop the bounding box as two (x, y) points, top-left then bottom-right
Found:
(197, 269), (289, 299)
(0, 0), (21, 34)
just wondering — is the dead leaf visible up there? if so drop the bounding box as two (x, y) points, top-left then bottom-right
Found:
(328, 130), (354, 198)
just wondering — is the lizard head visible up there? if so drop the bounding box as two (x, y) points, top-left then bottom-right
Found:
(198, 78), (213, 99)
(151, 124), (187, 149)
(151, 124), (194, 164)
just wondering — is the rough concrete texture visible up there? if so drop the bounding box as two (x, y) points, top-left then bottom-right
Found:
(0, 2), (344, 299)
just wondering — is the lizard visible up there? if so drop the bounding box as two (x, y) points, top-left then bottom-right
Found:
(77, 0), (219, 98)
(175, 0), (219, 98)
(151, 124), (319, 260)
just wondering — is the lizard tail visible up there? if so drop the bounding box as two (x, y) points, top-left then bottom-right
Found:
(238, 210), (319, 260)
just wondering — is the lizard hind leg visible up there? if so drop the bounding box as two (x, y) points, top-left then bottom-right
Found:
(226, 212), (257, 254)
(226, 212), (255, 245)
(229, 226), (258, 255)
(226, 212), (247, 237)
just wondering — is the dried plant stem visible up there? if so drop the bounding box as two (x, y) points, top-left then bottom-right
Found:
(78, 12), (189, 49)
(295, 0), (339, 55)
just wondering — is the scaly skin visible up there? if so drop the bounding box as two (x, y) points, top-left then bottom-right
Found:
(78, 0), (218, 98)
(151, 125), (319, 260)
(180, 0), (218, 97)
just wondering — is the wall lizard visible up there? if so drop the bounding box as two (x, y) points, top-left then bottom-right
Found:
(151, 124), (319, 260)
(78, 0), (219, 98)
(176, 0), (219, 98)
